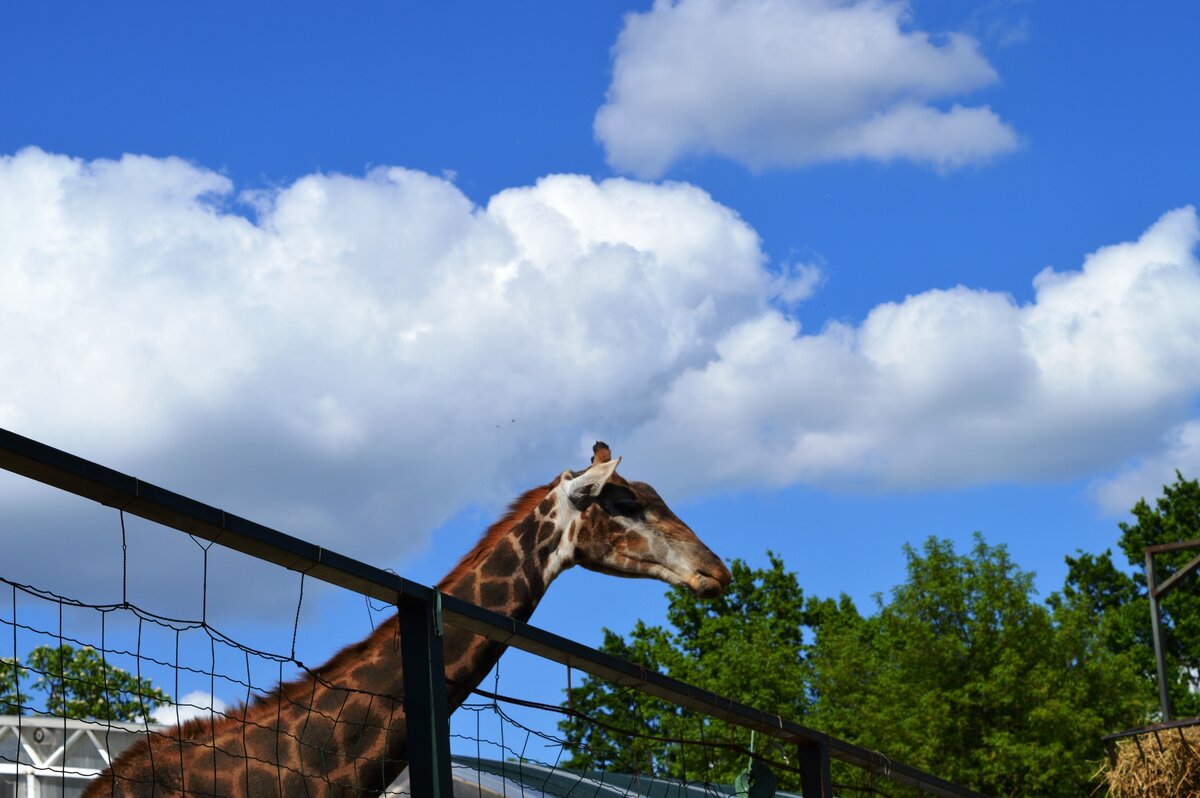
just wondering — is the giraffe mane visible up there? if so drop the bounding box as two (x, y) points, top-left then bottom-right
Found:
(437, 479), (556, 591)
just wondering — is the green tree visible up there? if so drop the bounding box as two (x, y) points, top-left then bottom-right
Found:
(1052, 472), (1200, 720)
(561, 537), (1149, 797)
(6, 644), (172, 722)
(1, 656), (29, 714)
(559, 554), (810, 787)
(810, 536), (1147, 797)
(1058, 548), (1145, 656)
(1115, 471), (1200, 717)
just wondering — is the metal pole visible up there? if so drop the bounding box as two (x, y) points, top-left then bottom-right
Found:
(398, 592), (453, 797)
(798, 742), (832, 798)
(1146, 551), (1174, 721)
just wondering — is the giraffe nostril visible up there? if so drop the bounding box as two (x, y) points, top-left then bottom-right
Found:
(690, 559), (731, 598)
(699, 558), (731, 587)
(715, 562), (732, 588)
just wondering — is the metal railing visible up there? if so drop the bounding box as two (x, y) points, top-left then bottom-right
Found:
(1145, 537), (1200, 721)
(0, 427), (987, 798)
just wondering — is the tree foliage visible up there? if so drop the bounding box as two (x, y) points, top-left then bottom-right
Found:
(1, 644), (171, 722)
(560, 526), (1160, 797)
(810, 536), (1147, 797)
(559, 554), (809, 786)
(1051, 472), (1200, 721)
(1117, 472), (1200, 716)
(0, 656), (29, 714)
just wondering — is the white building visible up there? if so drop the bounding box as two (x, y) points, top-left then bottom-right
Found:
(0, 715), (155, 798)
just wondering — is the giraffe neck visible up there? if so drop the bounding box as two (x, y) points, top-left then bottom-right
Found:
(90, 483), (574, 797)
(434, 483), (570, 699)
(287, 482), (570, 790)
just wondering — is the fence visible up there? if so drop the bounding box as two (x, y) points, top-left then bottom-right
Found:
(0, 428), (986, 797)
(1145, 537), (1200, 722)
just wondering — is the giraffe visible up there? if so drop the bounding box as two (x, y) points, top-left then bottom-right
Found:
(85, 443), (731, 797)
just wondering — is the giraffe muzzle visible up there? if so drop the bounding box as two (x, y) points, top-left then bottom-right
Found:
(689, 560), (732, 598)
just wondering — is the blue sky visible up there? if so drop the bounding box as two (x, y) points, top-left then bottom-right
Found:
(2, 0), (1200, 744)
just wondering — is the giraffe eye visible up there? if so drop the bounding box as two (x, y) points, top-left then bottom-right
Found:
(613, 499), (640, 516)
(599, 485), (641, 517)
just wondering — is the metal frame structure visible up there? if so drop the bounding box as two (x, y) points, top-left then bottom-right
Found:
(0, 427), (988, 798)
(1145, 538), (1200, 721)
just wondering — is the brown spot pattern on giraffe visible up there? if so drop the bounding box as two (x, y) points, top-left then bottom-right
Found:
(479, 579), (511, 608)
(485, 538), (519, 575)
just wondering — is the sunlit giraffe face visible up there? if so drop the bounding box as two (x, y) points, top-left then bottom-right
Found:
(556, 457), (731, 598)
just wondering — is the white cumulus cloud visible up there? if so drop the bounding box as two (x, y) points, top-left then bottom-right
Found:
(628, 206), (1200, 496)
(0, 147), (777, 611)
(1094, 421), (1200, 514)
(1, 147), (1197, 615)
(596, 0), (1020, 176)
(152, 691), (229, 726)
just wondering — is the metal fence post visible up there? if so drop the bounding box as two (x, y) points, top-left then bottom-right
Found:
(1146, 551), (1174, 721)
(798, 741), (832, 798)
(398, 590), (453, 797)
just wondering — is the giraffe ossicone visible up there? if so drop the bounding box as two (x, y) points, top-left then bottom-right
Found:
(86, 446), (730, 797)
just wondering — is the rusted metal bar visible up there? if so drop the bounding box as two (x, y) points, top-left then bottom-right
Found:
(1153, 550), (1200, 599)
(1102, 715), (1200, 743)
(1145, 538), (1200, 555)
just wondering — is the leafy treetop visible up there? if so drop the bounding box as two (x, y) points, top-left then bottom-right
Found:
(1, 644), (171, 723)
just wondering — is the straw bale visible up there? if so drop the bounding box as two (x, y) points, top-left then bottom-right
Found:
(1100, 725), (1200, 798)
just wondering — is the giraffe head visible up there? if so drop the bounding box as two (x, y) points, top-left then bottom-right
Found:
(551, 443), (731, 598)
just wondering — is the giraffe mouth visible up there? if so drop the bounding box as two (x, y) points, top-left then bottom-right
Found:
(645, 554), (730, 598)
(583, 559), (728, 598)
(690, 573), (725, 599)
(689, 562), (731, 598)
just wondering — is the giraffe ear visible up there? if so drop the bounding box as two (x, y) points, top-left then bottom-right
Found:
(567, 456), (621, 501)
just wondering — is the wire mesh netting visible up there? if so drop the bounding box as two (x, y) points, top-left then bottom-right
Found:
(2, 504), (763, 798)
(0, 510), (826, 797)
(454, 658), (918, 798)
(0, 582), (764, 795)
(0, 502), (418, 796)
(0, 434), (983, 798)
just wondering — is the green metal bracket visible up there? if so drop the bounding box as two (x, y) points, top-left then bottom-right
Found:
(434, 589), (444, 637)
